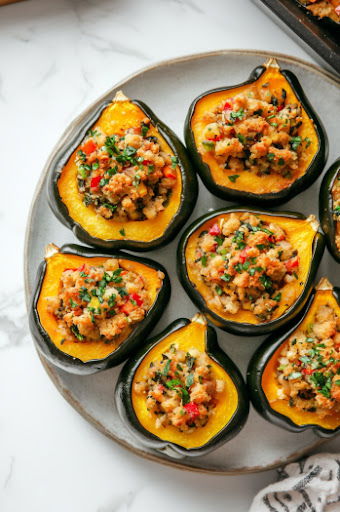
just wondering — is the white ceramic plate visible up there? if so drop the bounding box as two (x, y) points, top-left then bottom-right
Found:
(25, 50), (339, 474)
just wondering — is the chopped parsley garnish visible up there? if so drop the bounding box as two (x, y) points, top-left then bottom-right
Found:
(228, 174), (240, 183)
(79, 287), (91, 302)
(171, 156), (178, 169)
(70, 325), (84, 341)
(290, 136), (302, 151)
(215, 285), (223, 296)
(141, 122), (149, 137)
(230, 108), (244, 121)
(162, 359), (171, 376)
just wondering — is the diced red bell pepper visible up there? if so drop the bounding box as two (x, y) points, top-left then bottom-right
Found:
(268, 235), (276, 244)
(119, 301), (135, 315)
(82, 139), (97, 155)
(90, 175), (101, 189)
(184, 402), (200, 420)
(277, 105), (284, 112)
(206, 134), (223, 141)
(223, 101), (232, 111)
(163, 166), (177, 179)
(64, 265), (85, 272)
(302, 368), (314, 375)
(130, 293), (143, 307)
(285, 257), (299, 272)
(239, 247), (249, 263)
(142, 159), (152, 165)
(209, 223), (221, 236)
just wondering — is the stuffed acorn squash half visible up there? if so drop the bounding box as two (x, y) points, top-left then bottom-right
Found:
(115, 314), (249, 457)
(29, 243), (170, 374)
(49, 91), (197, 251)
(319, 157), (340, 263)
(177, 207), (325, 336)
(247, 278), (340, 437)
(184, 58), (327, 205)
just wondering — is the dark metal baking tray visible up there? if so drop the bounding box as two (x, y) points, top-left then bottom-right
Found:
(252, 0), (340, 76)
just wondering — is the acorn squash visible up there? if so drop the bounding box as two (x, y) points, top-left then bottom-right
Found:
(115, 314), (249, 457)
(29, 243), (170, 374)
(319, 157), (340, 263)
(49, 91), (198, 251)
(184, 57), (327, 205)
(177, 207), (325, 336)
(247, 278), (340, 437)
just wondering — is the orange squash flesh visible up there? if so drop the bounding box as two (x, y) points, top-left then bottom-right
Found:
(58, 98), (182, 242)
(37, 252), (163, 362)
(132, 319), (238, 449)
(185, 212), (317, 325)
(191, 64), (319, 195)
(262, 287), (340, 429)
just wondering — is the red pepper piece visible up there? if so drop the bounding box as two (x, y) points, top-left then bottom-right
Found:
(184, 402), (200, 420)
(90, 175), (101, 189)
(130, 293), (143, 307)
(209, 223), (221, 236)
(223, 101), (232, 111)
(206, 134), (223, 141)
(239, 247), (249, 263)
(119, 301), (135, 316)
(142, 159), (152, 165)
(285, 256), (299, 272)
(82, 140), (97, 155)
(163, 166), (177, 179)
(302, 368), (314, 375)
(277, 104), (284, 112)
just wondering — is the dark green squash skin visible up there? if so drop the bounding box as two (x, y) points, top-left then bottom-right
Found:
(177, 206), (325, 336)
(29, 244), (171, 375)
(247, 285), (340, 438)
(115, 318), (249, 457)
(48, 99), (198, 251)
(319, 157), (340, 263)
(184, 63), (328, 206)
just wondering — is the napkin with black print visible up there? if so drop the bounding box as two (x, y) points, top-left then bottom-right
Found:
(250, 453), (340, 512)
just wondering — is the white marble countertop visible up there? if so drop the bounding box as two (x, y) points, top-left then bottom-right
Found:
(0, 0), (339, 510)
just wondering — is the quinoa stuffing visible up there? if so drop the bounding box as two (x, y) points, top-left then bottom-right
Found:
(76, 120), (178, 221)
(332, 170), (340, 251)
(45, 258), (157, 344)
(200, 84), (312, 180)
(134, 344), (225, 432)
(276, 303), (340, 417)
(301, 0), (340, 22)
(193, 213), (300, 322)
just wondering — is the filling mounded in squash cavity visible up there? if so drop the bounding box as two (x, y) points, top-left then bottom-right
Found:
(58, 95), (182, 242)
(190, 62), (319, 195)
(37, 252), (164, 362)
(132, 320), (238, 449)
(302, 0), (340, 22)
(185, 212), (318, 325)
(262, 284), (340, 429)
(332, 169), (340, 252)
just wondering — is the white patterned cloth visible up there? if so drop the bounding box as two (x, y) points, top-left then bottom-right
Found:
(250, 453), (340, 512)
